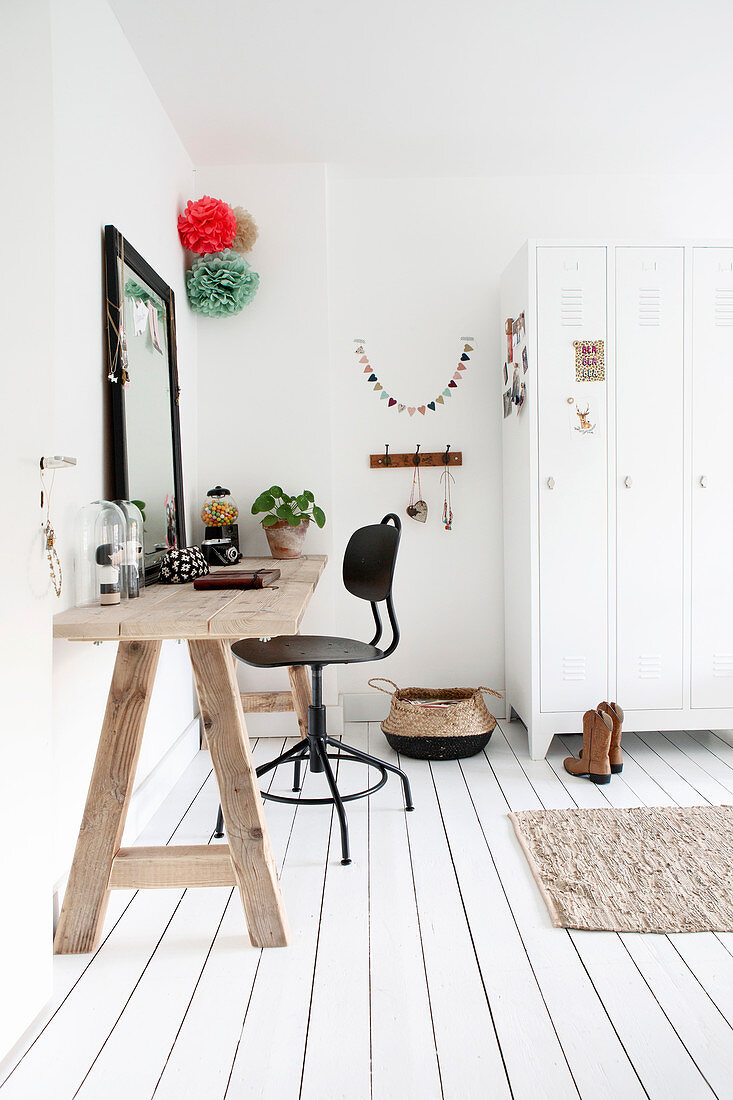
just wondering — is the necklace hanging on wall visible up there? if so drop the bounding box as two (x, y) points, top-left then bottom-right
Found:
(406, 447), (428, 523)
(354, 337), (475, 414)
(107, 235), (130, 385)
(441, 466), (455, 531)
(40, 466), (62, 597)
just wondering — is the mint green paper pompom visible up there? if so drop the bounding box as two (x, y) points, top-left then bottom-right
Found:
(186, 249), (259, 317)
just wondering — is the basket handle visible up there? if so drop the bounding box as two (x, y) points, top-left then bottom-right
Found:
(368, 677), (399, 695)
(477, 686), (503, 699)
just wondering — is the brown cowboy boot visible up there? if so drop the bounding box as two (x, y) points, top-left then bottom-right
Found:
(563, 709), (613, 784)
(575, 701), (625, 774)
(598, 701), (624, 773)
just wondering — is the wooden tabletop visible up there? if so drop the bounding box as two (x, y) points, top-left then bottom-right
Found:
(53, 556), (328, 642)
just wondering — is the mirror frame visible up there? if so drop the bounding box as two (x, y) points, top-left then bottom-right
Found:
(104, 225), (187, 574)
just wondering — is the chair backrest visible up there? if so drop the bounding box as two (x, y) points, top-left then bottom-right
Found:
(342, 514), (401, 602)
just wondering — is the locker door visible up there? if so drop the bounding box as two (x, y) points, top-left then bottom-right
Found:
(537, 246), (608, 712)
(616, 247), (684, 709)
(691, 248), (733, 708)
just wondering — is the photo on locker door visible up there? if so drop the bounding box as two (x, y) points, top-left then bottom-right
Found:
(511, 365), (521, 403)
(503, 390), (513, 418)
(516, 382), (526, 412)
(567, 395), (598, 436)
(573, 338), (605, 382)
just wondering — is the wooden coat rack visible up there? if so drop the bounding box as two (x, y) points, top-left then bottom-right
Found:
(370, 444), (463, 469)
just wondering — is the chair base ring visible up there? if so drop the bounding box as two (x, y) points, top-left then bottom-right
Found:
(260, 753), (389, 806)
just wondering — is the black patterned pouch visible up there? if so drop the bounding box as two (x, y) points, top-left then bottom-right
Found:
(159, 546), (210, 584)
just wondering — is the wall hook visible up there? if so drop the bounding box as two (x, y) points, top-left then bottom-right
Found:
(384, 443), (391, 467)
(413, 444), (421, 466)
(442, 444), (451, 465)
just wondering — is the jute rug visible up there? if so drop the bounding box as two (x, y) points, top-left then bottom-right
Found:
(510, 805), (733, 933)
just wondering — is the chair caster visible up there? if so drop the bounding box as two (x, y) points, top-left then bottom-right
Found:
(406, 806), (415, 812)
(213, 831), (224, 839)
(341, 858), (352, 866)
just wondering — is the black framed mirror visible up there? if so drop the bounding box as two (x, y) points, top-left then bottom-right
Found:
(104, 225), (186, 581)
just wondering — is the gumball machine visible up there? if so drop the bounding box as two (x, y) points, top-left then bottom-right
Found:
(201, 486), (240, 550)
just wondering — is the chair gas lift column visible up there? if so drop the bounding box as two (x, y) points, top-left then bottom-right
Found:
(215, 514), (414, 863)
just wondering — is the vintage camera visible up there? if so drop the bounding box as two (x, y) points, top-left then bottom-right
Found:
(200, 538), (241, 567)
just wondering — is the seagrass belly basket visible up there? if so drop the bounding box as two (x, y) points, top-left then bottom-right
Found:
(369, 679), (502, 760)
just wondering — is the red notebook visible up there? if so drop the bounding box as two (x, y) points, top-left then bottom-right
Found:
(193, 569), (281, 590)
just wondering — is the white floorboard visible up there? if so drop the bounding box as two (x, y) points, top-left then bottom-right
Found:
(3, 721), (733, 1100)
(366, 725), (442, 1100)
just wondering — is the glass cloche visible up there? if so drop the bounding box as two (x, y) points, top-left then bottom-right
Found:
(115, 499), (145, 598)
(75, 501), (127, 607)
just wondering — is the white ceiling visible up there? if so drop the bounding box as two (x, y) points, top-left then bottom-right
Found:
(110, 0), (733, 174)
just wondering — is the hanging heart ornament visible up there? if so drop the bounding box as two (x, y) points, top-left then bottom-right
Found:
(406, 500), (428, 523)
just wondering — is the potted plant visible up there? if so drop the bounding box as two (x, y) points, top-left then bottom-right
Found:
(251, 486), (326, 559)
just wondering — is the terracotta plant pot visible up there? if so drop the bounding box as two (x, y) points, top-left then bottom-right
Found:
(264, 518), (310, 559)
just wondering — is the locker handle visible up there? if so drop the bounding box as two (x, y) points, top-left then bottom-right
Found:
(546, 477), (555, 490)
(624, 476), (633, 488)
(700, 475), (709, 488)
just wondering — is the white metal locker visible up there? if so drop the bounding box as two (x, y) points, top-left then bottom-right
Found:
(691, 247), (733, 708)
(616, 247), (685, 709)
(537, 246), (608, 712)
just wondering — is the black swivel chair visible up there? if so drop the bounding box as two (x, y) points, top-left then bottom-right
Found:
(214, 513), (413, 864)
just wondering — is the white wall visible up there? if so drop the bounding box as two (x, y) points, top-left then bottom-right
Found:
(327, 173), (733, 699)
(49, 0), (199, 885)
(0, 0), (55, 1059)
(197, 169), (733, 709)
(194, 165), (336, 715)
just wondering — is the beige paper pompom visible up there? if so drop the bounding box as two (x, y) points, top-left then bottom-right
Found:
(231, 207), (259, 253)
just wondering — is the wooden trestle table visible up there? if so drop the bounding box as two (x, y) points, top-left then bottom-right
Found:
(52, 555), (327, 954)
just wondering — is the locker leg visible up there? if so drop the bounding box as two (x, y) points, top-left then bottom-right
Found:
(529, 730), (555, 761)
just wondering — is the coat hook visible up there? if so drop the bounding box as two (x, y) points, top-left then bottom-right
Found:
(413, 444), (421, 466)
(442, 444), (451, 465)
(384, 443), (391, 467)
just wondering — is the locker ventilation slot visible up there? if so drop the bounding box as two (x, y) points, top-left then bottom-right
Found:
(560, 289), (583, 327)
(712, 655), (733, 677)
(637, 655), (662, 679)
(714, 290), (733, 327)
(638, 289), (661, 326)
(562, 656), (586, 681)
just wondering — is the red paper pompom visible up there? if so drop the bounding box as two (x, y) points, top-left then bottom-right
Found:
(177, 195), (237, 254)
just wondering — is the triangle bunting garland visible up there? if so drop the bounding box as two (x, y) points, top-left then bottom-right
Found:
(354, 337), (475, 414)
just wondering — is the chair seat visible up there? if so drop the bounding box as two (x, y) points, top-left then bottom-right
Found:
(232, 634), (384, 668)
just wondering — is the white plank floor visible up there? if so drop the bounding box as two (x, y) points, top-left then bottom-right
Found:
(3, 721), (733, 1100)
